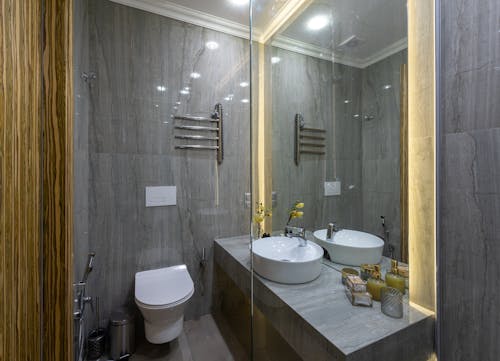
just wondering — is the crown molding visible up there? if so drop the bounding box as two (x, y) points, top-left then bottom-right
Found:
(108, 0), (254, 40)
(108, 0), (407, 68)
(360, 37), (408, 68)
(272, 35), (408, 68)
(272, 35), (365, 68)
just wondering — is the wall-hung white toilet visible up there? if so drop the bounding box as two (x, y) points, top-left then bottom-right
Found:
(135, 265), (194, 344)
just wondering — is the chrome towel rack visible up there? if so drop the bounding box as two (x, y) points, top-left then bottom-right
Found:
(174, 103), (223, 164)
(294, 113), (326, 165)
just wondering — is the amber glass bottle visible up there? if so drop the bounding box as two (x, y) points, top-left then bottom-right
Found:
(385, 260), (406, 294)
(367, 271), (386, 301)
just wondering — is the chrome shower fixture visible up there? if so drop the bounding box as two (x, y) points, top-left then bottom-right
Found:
(81, 252), (96, 283)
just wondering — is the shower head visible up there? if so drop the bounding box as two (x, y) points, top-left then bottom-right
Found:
(81, 252), (96, 283)
(335, 35), (365, 51)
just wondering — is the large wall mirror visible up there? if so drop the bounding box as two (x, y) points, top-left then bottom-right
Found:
(257, 0), (408, 262)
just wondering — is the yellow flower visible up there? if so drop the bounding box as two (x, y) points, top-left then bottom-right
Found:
(295, 211), (304, 218)
(253, 215), (265, 224)
(295, 202), (304, 209)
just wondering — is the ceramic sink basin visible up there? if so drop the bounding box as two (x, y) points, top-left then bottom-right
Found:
(252, 236), (324, 284)
(313, 229), (384, 266)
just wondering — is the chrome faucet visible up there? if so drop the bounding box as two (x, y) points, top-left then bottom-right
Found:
(327, 222), (340, 240)
(284, 225), (307, 247)
(380, 216), (394, 258)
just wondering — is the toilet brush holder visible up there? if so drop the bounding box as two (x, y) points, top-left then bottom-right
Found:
(87, 327), (106, 360)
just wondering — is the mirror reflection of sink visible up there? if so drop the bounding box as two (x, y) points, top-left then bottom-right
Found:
(252, 236), (324, 284)
(312, 229), (384, 266)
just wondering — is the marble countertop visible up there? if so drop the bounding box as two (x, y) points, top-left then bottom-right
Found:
(214, 235), (435, 360)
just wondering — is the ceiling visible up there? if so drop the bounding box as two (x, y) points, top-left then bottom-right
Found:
(111, 0), (407, 68)
(277, 0), (407, 66)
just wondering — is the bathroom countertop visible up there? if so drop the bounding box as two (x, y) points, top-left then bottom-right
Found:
(214, 235), (435, 361)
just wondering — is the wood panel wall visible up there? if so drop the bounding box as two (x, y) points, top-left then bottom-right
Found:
(42, 0), (74, 360)
(0, 1), (43, 360)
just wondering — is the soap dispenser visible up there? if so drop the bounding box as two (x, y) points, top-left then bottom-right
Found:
(366, 266), (386, 302)
(385, 260), (406, 294)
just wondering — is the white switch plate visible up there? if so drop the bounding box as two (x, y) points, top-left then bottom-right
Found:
(145, 186), (176, 207)
(324, 181), (341, 196)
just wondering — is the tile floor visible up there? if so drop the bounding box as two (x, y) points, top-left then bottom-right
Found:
(129, 314), (237, 361)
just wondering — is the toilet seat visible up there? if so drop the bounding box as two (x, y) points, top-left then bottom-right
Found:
(135, 288), (194, 310)
(135, 265), (194, 307)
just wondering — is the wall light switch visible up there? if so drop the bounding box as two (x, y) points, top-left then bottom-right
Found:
(146, 186), (176, 207)
(324, 181), (341, 196)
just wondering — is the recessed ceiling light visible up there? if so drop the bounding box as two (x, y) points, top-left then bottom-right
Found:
(175, 101), (181, 105)
(307, 15), (329, 31)
(205, 41), (219, 50)
(353, 114), (360, 118)
(184, 86), (190, 91)
(382, 84), (392, 90)
(239, 81), (249, 87)
(224, 97), (231, 101)
(156, 85), (166, 92)
(180, 89), (189, 95)
(229, 0), (249, 5)
(271, 57), (281, 64)
(241, 99), (249, 103)
(344, 99), (351, 104)
(190, 72), (201, 79)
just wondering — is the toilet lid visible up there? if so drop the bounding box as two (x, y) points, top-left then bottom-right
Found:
(135, 265), (194, 306)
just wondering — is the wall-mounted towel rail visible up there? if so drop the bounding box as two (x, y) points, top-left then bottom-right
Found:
(294, 113), (326, 165)
(299, 142), (325, 148)
(300, 150), (325, 155)
(301, 127), (326, 133)
(175, 135), (219, 141)
(300, 135), (325, 140)
(175, 125), (219, 132)
(173, 103), (224, 164)
(175, 145), (219, 150)
(173, 115), (219, 123)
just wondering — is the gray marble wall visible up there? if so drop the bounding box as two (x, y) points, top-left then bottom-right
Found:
(438, 0), (500, 359)
(75, 0), (251, 326)
(73, 0), (91, 282)
(271, 47), (332, 231)
(325, 63), (364, 231)
(271, 48), (364, 233)
(361, 50), (407, 258)
(271, 47), (405, 258)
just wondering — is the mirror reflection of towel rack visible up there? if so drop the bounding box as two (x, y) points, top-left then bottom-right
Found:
(294, 113), (326, 165)
(173, 103), (223, 164)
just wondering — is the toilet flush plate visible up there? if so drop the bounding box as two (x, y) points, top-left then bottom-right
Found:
(145, 186), (176, 207)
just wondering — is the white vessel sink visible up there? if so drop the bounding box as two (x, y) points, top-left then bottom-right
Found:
(252, 236), (324, 284)
(313, 229), (384, 266)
